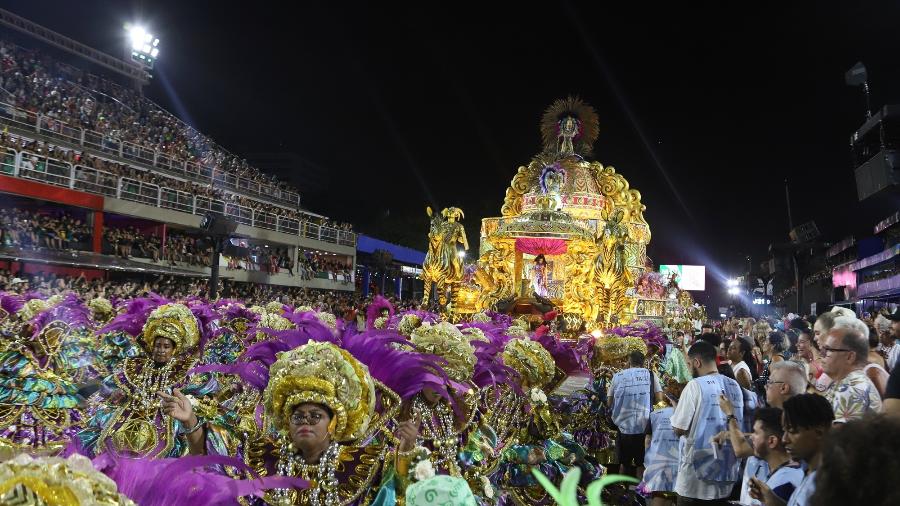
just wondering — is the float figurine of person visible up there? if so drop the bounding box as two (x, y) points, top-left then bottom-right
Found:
(531, 254), (551, 298)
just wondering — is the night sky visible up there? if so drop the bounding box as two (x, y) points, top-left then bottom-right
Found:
(5, 1), (900, 308)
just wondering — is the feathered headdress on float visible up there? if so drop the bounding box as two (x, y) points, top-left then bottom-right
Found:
(264, 341), (376, 442)
(366, 295), (394, 330)
(540, 95), (600, 157)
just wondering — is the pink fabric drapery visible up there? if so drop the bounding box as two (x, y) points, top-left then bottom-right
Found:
(514, 238), (568, 256)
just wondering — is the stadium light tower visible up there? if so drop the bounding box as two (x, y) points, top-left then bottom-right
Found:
(125, 23), (159, 69)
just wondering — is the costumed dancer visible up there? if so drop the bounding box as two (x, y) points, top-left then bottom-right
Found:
(0, 295), (87, 453)
(75, 300), (223, 458)
(493, 335), (603, 505)
(199, 339), (403, 505)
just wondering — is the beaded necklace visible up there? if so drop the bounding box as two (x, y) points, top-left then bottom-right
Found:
(486, 390), (523, 446)
(134, 360), (175, 411)
(412, 395), (460, 474)
(273, 439), (341, 505)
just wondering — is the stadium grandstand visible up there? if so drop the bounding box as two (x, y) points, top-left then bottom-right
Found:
(0, 10), (356, 296)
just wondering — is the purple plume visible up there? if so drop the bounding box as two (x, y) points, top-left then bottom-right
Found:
(30, 292), (92, 339)
(187, 300), (218, 353)
(94, 452), (309, 506)
(97, 293), (169, 337)
(189, 361), (270, 390)
(365, 295), (394, 330)
(471, 337), (521, 393)
(343, 329), (458, 400)
(0, 292), (23, 315)
(536, 333), (589, 374)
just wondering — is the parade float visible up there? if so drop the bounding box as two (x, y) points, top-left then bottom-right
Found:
(423, 97), (667, 333)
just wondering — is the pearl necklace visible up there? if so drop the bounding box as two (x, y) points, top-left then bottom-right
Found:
(273, 439), (340, 505)
(412, 396), (459, 474)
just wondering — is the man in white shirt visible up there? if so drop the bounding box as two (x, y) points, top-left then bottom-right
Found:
(671, 340), (744, 505)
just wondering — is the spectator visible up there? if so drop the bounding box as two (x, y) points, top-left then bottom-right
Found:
(748, 394), (834, 506)
(822, 318), (882, 423)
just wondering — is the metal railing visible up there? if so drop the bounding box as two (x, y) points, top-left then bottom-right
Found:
(0, 150), (356, 246)
(0, 100), (301, 207)
(73, 165), (117, 196)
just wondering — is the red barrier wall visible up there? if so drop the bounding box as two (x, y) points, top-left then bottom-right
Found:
(0, 175), (103, 210)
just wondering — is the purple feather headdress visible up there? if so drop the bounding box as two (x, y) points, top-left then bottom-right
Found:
(187, 299), (218, 353)
(30, 292), (92, 339)
(211, 303), (262, 340)
(485, 310), (513, 331)
(93, 452), (309, 506)
(471, 333), (521, 393)
(342, 328), (462, 401)
(366, 295), (394, 330)
(97, 293), (169, 337)
(608, 320), (667, 354)
(387, 309), (439, 331)
(0, 291), (23, 315)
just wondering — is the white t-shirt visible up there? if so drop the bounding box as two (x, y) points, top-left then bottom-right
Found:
(732, 360), (752, 384)
(670, 377), (737, 500)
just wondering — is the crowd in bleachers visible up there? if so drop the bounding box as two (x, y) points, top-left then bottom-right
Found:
(0, 207), (92, 250)
(0, 39), (354, 233)
(0, 268), (373, 313)
(299, 250), (353, 283)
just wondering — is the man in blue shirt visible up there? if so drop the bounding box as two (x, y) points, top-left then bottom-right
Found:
(610, 351), (656, 478)
(748, 407), (804, 505)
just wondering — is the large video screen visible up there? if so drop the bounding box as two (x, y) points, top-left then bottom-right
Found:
(659, 265), (706, 291)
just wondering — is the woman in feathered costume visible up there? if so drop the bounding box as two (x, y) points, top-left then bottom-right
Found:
(0, 294), (88, 452)
(181, 334), (426, 505)
(487, 330), (602, 505)
(75, 298), (222, 458)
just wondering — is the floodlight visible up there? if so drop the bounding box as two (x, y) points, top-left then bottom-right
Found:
(126, 24), (159, 69)
(727, 287), (740, 295)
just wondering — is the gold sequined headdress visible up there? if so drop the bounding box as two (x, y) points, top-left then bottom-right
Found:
(16, 298), (51, 321)
(141, 303), (200, 352)
(594, 335), (647, 365)
(88, 297), (115, 323)
(0, 453), (134, 505)
(502, 338), (556, 390)
(410, 322), (476, 383)
(264, 341), (376, 442)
